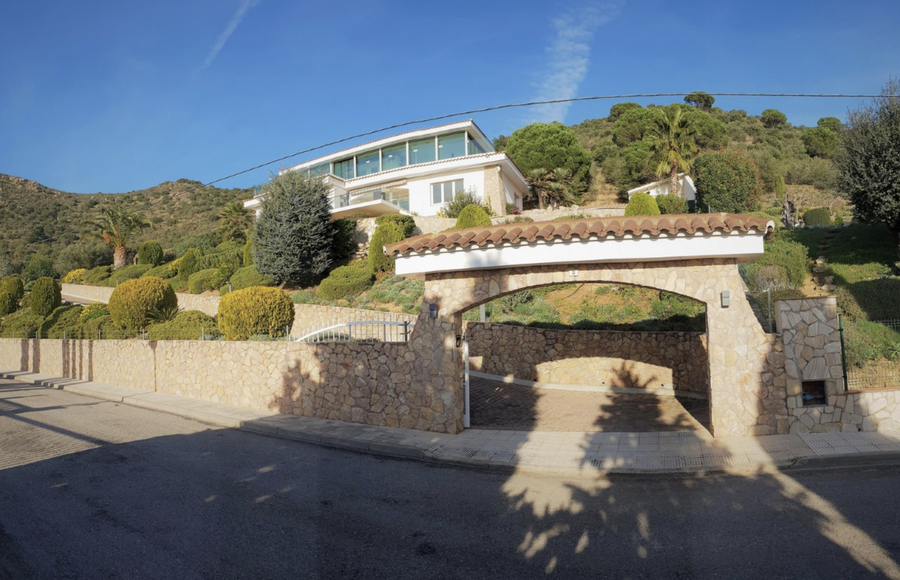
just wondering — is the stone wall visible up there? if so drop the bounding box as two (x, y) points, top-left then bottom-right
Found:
(0, 337), (455, 433)
(465, 322), (709, 395)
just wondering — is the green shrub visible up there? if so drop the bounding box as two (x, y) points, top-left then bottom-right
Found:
(61, 268), (87, 284)
(108, 276), (178, 330)
(230, 266), (275, 291)
(177, 248), (202, 280)
(84, 265), (112, 285)
(454, 205), (493, 229)
(23, 254), (56, 283)
(196, 246), (243, 270)
(30, 277), (61, 317)
(655, 194), (689, 214)
(357, 275), (425, 313)
(79, 314), (117, 339)
(803, 207), (832, 227)
(332, 218), (359, 261)
(440, 190), (490, 219)
(318, 263), (375, 300)
(833, 215), (845, 227)
(0, 276), (25, 316)
(744, 238), (809, 290)
(141, 264), (174, 279)
(624, 192), (661, 216)
(137, 240), (165, 266)
(40, 305), (84, 339)
(503, 216), (534, 224)
(104, 263), (153, 286)
(174, 232), (220, 258)
(369, 221), (404, 273)
(243, 238), (253, 267)
(835, 280), (900, 322)
(147, 310), (218, 341)
(217, 286), (294, 341)
(374, 214), (417, 238)
(0, 309), (43, 338)
(187, 268), (220, 294)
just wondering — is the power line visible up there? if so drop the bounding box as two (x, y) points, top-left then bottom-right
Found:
(203, 92), (882, 187)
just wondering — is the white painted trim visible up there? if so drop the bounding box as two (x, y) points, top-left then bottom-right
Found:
(394, 231), (766, 275)
(470, 371), (708, 399)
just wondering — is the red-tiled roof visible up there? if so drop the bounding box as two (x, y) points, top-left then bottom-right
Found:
(385, 214), (774, 257)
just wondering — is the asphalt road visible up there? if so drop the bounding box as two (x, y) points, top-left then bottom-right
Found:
(2, 378), (900, 579)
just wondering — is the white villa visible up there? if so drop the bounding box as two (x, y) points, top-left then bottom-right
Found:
(245, 120), (529, 220)
(627, 173), (697, 205)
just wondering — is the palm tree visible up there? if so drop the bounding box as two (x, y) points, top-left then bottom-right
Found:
(546, 167), (576, 208)
(650, 107), (698, 198)
(526, 167), (552, 210)
(218, 201), (252, 242)
(82, 204), (152, 269)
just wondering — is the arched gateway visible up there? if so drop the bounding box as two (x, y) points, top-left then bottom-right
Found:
(386, 213), (778, 437)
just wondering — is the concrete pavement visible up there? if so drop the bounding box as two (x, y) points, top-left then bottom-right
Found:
(3, 368), (900, 476)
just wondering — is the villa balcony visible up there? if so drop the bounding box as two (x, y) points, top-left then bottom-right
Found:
(329, 187), (410, 219)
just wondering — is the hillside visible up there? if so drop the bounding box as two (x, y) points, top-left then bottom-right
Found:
(0, 173), (252, 270)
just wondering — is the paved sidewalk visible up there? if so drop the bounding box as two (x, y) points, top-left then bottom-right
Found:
(4, 369), (900, 476)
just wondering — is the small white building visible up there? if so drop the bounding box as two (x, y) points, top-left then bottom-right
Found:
(245, 120), (528, 220)
(627, 173), (696, 205)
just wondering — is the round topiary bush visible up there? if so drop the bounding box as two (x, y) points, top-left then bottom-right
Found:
(187, 268), (220, 294)
(30, 277), (62, 317)
(624, 192), (661, 216)
(137, 240), (165, 266)
(318, 263), (375, 300)
(217, 286), (294, 341)
(0, 275), (25, 316)
(147, 310), (218, 340)
(454, 205), (493, 229)
(177, 248), (202, 280)
(108, 276), (178, 330)
(369, 221), (404, 273)
(230, 265), (275, 291)
(803, 207), (832, 227)
(655, 193), (689, 215)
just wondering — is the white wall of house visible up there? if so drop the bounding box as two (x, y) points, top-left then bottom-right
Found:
(406, 167), (488, 216)
(628, 175), (696, 203)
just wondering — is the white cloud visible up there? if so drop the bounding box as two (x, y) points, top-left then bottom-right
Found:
(527, 2), (619, 124)
(200, 0), (261, 70)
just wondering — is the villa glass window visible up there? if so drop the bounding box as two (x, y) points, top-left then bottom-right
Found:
(333, 158), (355, 180)
(438, 132), (466, 160)
(308, 162), (331, 177)
(356, 150), (380, 177)
(431, 178), (464, 205)
(467, 134), (486, 155)
(381, 143), (407, 171)
(409, 137), (436, 165)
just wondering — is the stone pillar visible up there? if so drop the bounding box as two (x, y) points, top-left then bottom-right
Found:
(483, 166), (506, 217)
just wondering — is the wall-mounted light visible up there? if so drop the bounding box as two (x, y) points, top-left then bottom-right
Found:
(721, 290), (731, 308)
(568, 269), (578, 278)
(429, 303), (437, 318)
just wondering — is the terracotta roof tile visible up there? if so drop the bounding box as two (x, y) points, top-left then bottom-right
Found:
(385, 213), (774, 257)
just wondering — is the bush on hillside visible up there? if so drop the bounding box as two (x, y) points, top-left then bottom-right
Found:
(61, 269), (87, 284)
(318, 263), (375, 300)
(177, 248), (202, 280)
(147, 310), (218, 341)
(108, 276), (177, 330)
(835, 279), (900, 322)
(693, 149), (762, 213)
(243, 238), (253, 267)
(655, 194), (689, 215)
(503, 216), (534, 224)
(369, 221), (404, 273)
(0, 309), (43, 338)
(803, 207), (832, 227)
(137, 241), (165, 266)
(743, 238), (809, 291)
(84, 265), (112, 285)
(141, 264), (174, 279)
(30, 277), (61, 317)
(79, 314), (117, 339)
(454, 205), (493, 229)
(0, 275), (25, 316)
(23, 254), (56, 283)
(374, 214), (417, 238)
(187, 264), (237, 294)
(39, 305), (84, 339)
(229, 266), (275, 291)
(624, 192), (661, 216)
(79, 303), (109, 323)
(440, 190), (491, 219)
(217, 286), (294, 341)
(104, 264), (153, 286)
(332, 218), (358, 261)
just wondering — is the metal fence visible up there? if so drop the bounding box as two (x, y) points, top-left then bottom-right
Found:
(296, 320), (414, 343)
(843, 318), (900, 390)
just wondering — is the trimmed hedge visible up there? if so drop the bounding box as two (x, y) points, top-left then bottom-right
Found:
(655, 193), (689, 215)
(318, 263), (375, 300)
(187, 265), (237, 294)
(229, 266), (274, 291)
(177, 248), (202, 280)
(374, 214), (416, 238)
(30, 277), (61, 317)
(108, 276), (178, 330)
(40, 305), (84, 339)
(217, 286), (294, 341)
(79, 314), (117, 339)
(104, 264), (153, 287)
(744, 238), (809, 289)
(84, 265), (112, 285)
(454, 205), (492, 229)
(803, 207), (832, 227)
(0, 275), (25, 316)
(624, 192), (661, 216)
(369, 221), (403, 273)
(137, 241), (165, 266)
(147, 310), (218, 340)
(0, 309), (43, 338)
(141, 264), (174, 279)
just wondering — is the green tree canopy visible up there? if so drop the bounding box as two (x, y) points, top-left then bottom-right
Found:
(684, 91), (715, 110)
(837, 78), (900, 243)
(693, 149), (762, 213)
(761, 109), (788, 129)
(252, 171), (334, 286)
(505, 123), (592, 200)
(802, 126), (840, 158)
(817, 117), (843, 133)
(608, 102), (642, 121)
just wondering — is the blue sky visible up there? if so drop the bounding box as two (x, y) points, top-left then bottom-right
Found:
(1, 0), (898, 193)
